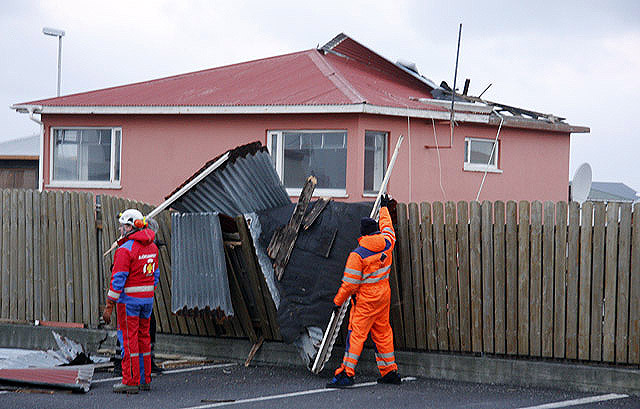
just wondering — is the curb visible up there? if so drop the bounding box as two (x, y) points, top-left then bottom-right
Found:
(1, 323), (639, 395)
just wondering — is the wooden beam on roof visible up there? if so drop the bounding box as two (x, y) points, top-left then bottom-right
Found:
(487, 116), (590, 133)
(269, 176), (317, 281)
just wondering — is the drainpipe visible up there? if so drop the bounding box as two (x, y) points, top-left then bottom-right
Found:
(27, 107), (44, 191)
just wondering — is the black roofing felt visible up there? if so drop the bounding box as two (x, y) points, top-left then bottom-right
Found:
(257, 200), (374, 343)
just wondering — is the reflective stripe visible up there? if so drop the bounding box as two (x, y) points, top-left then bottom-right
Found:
(362, 265), (390, 280)
(142, 352), (151, 356)
(107, 290), (120, 299)
(344, 352), (359, 360)
(130, 353), (139, 357)
(344, 268), (362, 277)
(375, 352), (395, 359)
(362, 272), (389, 284)
(124, 285), (154, 293)
(382, 227), (394, 235)
(343, 276), (362, 284)
(342, 360), (357, 369)
(377, 360), (396, 367)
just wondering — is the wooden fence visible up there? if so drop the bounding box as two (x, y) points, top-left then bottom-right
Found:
(1, 189), (639, 365)
(389, 200), (640, 365)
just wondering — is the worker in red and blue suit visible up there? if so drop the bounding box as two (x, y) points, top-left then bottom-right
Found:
(327, 194), (402, 388)
(102, 209), (159, 394)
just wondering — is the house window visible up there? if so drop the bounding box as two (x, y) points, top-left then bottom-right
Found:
(364, 130), (388, 195)
(267, 130), (347, 196)
(51, 128), (121, 187)
(464, 137), (500, 172)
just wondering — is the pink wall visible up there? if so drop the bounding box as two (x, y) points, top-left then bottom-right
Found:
(41, 113), (570, 205)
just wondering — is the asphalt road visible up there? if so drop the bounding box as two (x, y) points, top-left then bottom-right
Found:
(1, 362), (639, 409)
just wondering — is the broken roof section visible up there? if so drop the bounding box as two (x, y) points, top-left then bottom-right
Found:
(12, 33), (585, 133)
(154, 141), (290, 217)
(171, 212), (234, 317)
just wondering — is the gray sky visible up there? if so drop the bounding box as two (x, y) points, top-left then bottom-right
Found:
(1, 0), (639, 192)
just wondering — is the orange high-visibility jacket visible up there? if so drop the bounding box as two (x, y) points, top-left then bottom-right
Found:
(334, 206), (396, 307)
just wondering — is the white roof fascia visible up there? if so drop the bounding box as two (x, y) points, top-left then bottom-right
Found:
(416, 98), (494, 114)
(12, 103), (490, 123)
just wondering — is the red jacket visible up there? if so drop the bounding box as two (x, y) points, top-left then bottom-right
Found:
(107, 228), (159, 305)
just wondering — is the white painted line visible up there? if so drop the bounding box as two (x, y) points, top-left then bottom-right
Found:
(0, 391), (9, 394)
(163, 363), (236, 375)
(92, 363), (237, 384)
(182, 376), (417, 409)
(92, 376), (121, 384)
(517, 393), (628, 409)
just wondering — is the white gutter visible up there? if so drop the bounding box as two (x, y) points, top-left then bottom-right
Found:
(146, 151), (231, 219)
(414, 98), (494, 114)
(10, 103), (491, 124)
(26, 106), (44, 191)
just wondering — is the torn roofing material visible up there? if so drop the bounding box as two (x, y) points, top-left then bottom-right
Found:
(164, 141), (291, 216)
(0, 365), (94, 393)
(257, 200), (373, 343)
(171, 212), (234, 316)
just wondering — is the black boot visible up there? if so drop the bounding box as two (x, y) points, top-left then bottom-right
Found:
(377, 370), (401, 385)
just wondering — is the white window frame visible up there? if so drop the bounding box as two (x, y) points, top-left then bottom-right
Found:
(267, 130), (348, 197)
(48, 127), (122, 188)
(363, 130), (388, 197)
(463, 137), (503, 174)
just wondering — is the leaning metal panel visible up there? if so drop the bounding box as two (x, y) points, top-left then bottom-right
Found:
(171, 212), (234, 316)
(171, 150), (290, 216)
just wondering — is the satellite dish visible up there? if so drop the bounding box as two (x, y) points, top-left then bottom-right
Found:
(571, 163), (592, 205)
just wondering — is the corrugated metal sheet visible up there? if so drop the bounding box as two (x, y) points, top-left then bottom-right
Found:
(171, 212), (234, 316)
(170, 145), (291, 216)
(0, 365), (94, 393)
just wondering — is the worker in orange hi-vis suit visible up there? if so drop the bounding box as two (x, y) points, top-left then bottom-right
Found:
(326, 194), (402, 388)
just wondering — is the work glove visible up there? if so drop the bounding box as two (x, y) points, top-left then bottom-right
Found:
(332, 304), (341, 315)
(102, 300), (115, 325)
(380, 194), (393, 208)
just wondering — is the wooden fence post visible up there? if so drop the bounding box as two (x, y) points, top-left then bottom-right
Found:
(457, 201), (471, 352)
(553, 201), (568, 359)
(505, 201), (518, 355)
(445, 201), (460, 351)
(494, 201), (506, 355)
(469, 201), (482, 353)
(541, 201), (555, 358)
(578, 202), (594, 360)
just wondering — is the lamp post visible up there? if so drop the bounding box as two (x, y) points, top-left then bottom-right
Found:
(42, 27), (65, 97)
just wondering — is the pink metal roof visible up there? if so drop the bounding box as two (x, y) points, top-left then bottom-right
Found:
(18, 35), (439, 111)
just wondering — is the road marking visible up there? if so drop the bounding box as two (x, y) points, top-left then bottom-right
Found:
(0, 391), (9, 395)
(517, 393), (628, 409)
(183, 376), (417, 409)
(92, 363), (237, 384)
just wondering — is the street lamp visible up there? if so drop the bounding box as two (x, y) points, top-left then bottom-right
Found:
(42, 27), (65, 97)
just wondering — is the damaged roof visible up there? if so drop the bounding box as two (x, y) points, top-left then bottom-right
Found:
(160, 141), (291, 216)
(11, 33), (588, 133)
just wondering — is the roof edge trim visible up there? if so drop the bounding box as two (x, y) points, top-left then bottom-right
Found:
(11, 103), (489, 122)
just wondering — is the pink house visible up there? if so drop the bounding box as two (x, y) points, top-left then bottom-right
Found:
(12, 33), (588, 205)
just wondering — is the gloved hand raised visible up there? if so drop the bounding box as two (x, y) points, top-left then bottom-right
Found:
(380, 194), (393, 208)
(332, 304), (341, 315)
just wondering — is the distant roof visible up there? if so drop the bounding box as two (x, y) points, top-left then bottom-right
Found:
(12, 33), (588, 133)
(0, 135), (39, 159)
(588, 182), (639, 203)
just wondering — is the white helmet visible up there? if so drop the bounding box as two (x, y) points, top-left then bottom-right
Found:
(118, 209), (145, 228)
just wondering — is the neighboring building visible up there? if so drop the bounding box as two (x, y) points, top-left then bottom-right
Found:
(0, 135), (39, 189)
(588, 182), (639, 203)
(11, 33), (588, 205)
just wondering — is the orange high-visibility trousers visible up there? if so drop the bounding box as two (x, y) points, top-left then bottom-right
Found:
(335, 287), (397, 377)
